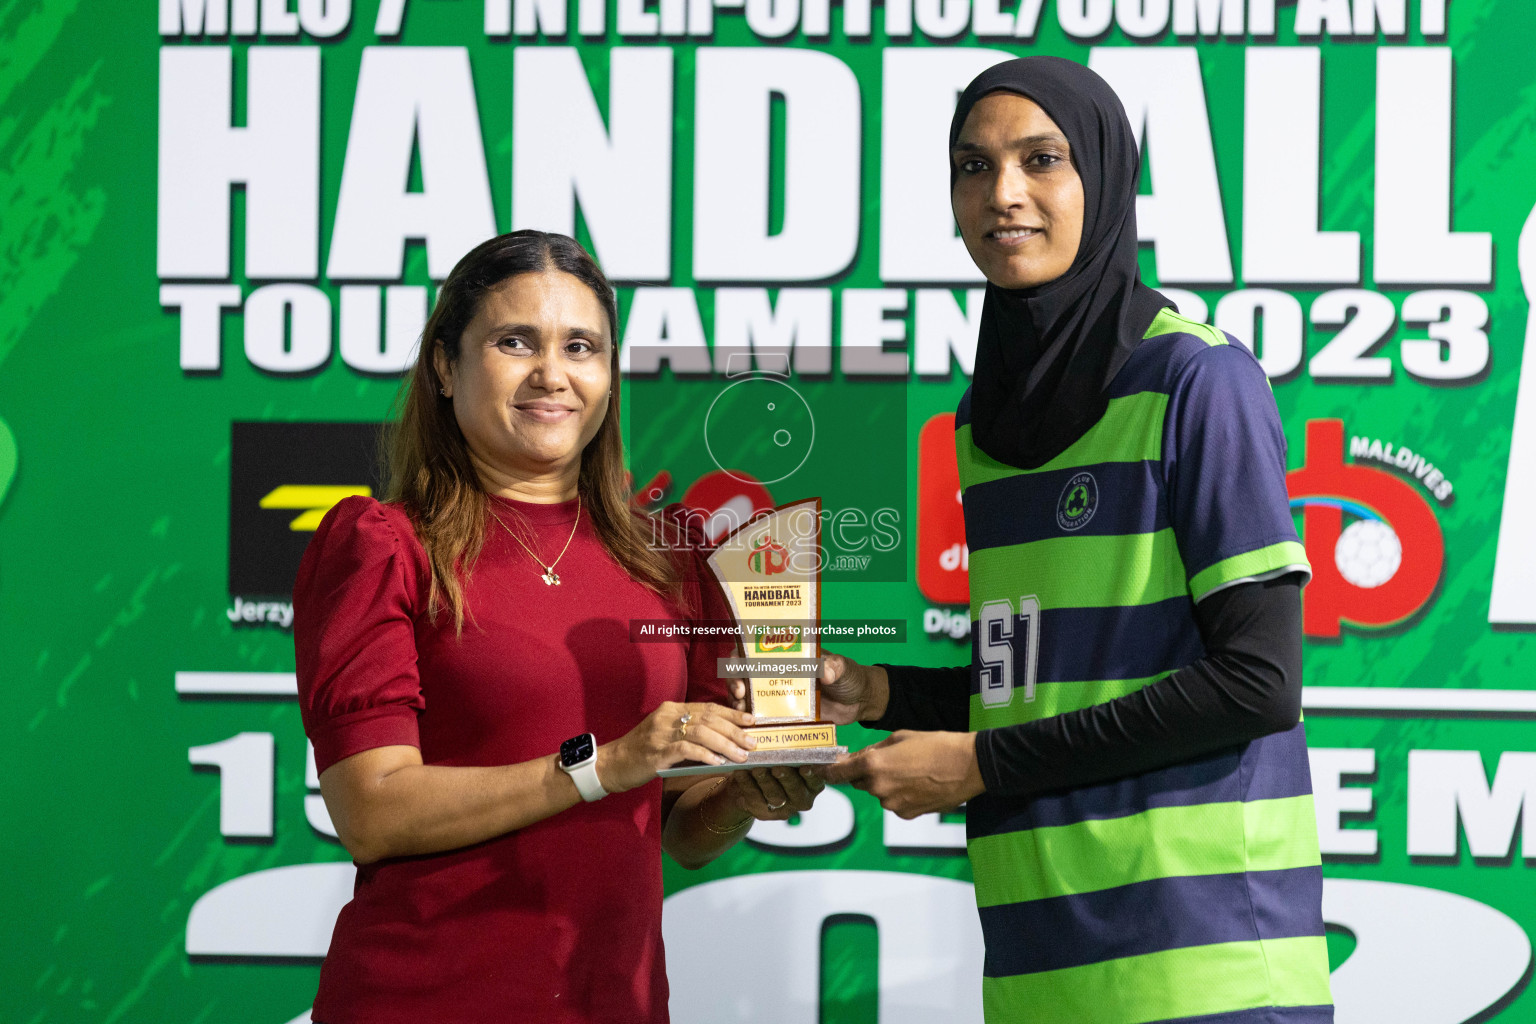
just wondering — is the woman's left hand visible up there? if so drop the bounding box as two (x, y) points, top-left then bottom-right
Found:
(728, 765), (825, 821)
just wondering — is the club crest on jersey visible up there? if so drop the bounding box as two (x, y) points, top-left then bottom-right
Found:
(1056, 472), (1098, 531)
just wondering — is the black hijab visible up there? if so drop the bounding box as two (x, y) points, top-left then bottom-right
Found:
(953, 57), (1170, 469)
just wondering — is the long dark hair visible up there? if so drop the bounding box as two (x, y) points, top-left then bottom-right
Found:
(386, 230), (681, 631)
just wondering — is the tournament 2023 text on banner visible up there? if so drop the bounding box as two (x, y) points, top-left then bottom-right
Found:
(5, 1), (1535, 1021)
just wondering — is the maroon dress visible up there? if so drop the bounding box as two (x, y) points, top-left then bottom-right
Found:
(294, 494), (730, 1024)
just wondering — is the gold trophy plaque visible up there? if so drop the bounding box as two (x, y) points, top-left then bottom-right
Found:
(657, 498), (846, 777)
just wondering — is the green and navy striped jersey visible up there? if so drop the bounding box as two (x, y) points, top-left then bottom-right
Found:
(957, 309), (1331, 1024)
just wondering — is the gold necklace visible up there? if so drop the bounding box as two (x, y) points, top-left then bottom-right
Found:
(490, 494), (581, 586)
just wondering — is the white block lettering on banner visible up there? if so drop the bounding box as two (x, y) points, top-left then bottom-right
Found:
(188, 732), (274, 838)
(664, 871), (984, 1023)
(253, 0), (298, 34)
(157, 47), (320, 279)
(304, 742), (338, 838)
(802, 0), (832, 36)
(244, 284), (331, 374)
(745, 0), (799, 38)
(1057, 0), (1112, 38)
(1117, 0), (1170, 38)
(297, 0), (351, 37)
(620, 288), (712, 374)
(884, 809), (967, 851)
(1159, 287), (1208, 323)
(161, 284), (242, 371)
(1308, 290), (1395, 381)
(841, 290), (909, 376)
(186, 863), (356, 957)
(1295, 0), (1354, 36)
(842, 0), (873, 35)
(484, 0), (566, 35)
(1490, 201), (1536, 624)
(1171, 0), (1244, 36)
(328, 48), (496, 280)
(1241, 47), (1359, 284)
(1399, 290), (1490, 382)
(1324, 879), (1532, 1024)
(879, 49), (1008, 284)
(1374, 48), (1492, 285)
(693, 49), (860, 282)
(914, 289), (982, 376)
(1408, 750), (1536, 859)
(1215, 289), (1303, 378)
(914, 0), (969, 40)
(512, 48), (673, 281)
(712, 289), (833, 375)
(1091, 47), (1231, 285)
(374, 0), (406, 35)
(1353, 0), (1406, 35)
(1309, 747), (1378, 856)
(1421, 0), (1448, 35)
(616, 0), (657, 35)
(235, 0), (260, 35)
(970, 0), (1008, 38)
(159, 0), (228, 35)
(577, 0), (606, 35)
(1248, 0), (1277, 33)
(339, 285), (426, 374)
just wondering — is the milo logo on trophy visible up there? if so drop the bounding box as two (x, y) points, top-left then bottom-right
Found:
(671, 498), (844, 774)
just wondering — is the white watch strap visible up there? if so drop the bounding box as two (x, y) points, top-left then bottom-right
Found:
(562, 756), (607, 802)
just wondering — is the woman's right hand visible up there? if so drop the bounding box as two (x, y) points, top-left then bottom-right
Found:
(596, 702), (758, 794)
(818, 652), (889, 725)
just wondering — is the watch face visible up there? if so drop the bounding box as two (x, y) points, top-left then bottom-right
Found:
(560, 733), (594, 767)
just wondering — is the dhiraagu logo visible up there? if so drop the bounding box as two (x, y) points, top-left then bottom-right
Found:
(1055, 472), (1098, 531)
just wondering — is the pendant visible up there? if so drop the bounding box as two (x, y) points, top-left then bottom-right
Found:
(542, 570), (561, 586)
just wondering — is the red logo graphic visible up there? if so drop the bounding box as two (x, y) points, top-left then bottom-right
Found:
(679, 469), (775, 544)
(1287, 419), (1445, 637)
(748, 535), (789, 575)
(917, 414), (968, 604)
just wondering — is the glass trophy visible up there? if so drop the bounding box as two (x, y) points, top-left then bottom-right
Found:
(657, 498), (846, 777)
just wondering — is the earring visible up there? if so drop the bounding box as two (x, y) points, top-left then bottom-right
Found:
(439, 387), (448, 397)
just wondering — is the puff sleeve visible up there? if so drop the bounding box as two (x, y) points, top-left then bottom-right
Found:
(294, 496), (426, 775)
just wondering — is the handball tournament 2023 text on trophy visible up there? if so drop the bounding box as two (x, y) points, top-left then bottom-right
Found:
(657, 498), (846, 777)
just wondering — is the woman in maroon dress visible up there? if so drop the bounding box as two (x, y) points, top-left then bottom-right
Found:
(294, 230), (822, 1023)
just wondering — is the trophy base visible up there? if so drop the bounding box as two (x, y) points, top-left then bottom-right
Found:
(656, 745), (847, 778)
(656, 720), (845, 777)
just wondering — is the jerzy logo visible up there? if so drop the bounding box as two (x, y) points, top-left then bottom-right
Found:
(1287, 419), (1446, 638)
(229, 422), (384, 626)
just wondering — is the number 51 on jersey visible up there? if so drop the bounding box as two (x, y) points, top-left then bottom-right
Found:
(977, 596), (1041, 709)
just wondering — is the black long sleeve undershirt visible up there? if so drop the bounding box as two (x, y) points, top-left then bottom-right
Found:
(866, 574), (1304, 799)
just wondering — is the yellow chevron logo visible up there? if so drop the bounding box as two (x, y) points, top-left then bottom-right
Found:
(259, 485), (372, 531)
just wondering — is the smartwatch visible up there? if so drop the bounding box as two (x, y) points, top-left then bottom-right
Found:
(558, 733), (607, 802)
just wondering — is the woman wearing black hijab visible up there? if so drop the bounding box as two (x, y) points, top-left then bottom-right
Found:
(823, 58), (1334, 1022)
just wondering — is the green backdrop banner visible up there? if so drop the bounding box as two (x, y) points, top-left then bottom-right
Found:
(6, 1), (1536, 1021)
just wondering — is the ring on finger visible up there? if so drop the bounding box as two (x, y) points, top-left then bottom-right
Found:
(767, 799), (787, 810)
(677, 711), (692, 740)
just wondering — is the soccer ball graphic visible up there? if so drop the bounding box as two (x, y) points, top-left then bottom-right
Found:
(1334, 519), (1402, 588)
